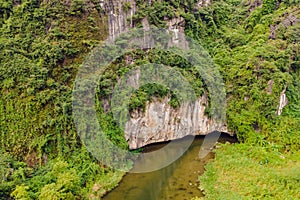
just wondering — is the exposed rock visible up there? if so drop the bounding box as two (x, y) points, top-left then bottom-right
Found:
(13, 0), (22, 6)
(269, 13), (300, 39)
(197, 0), (212, 8)
(141, 17), (150, 31)
(166, 17), (189, 49)
(92, 183), (101, 192)
(42, 153), (48, 166)
(125, 54), (134, 65)
(104, 0), (137, 40)
(245, 0), (263, 17)
(244, 95), (250, 101)
(282, 14), (300, 28)
(276, 88), (288, 116)
(266, 80), (274, 95)
(275, 0), (281, 9)
(102, 98), (111, 113)
(125, 95), (228, 149)
(166, 17), (186, 33)
(269, 25), (277, 40)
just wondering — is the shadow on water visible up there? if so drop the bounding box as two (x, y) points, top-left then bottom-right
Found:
(103, 133), (237, 200)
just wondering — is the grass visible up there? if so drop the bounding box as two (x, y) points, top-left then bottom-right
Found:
(199, 143), (300, 200)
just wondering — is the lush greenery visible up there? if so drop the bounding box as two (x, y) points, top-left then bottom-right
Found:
(1, 149), (123, 200)
(0, 0), (299, 199)
(131, 0), (299, 199)
(97, 49), (204, 111)
(199, 143), (300, 199)
(188, 0), (299, 199)
(0, 0), (126, 199)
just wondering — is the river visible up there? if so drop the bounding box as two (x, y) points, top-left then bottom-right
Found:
(103, 133), (236, 200)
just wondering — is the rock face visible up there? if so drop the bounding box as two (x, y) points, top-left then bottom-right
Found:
(197, 0), (211, 8)
(269, 13), (300, 39)
(246, 0), (263, 15)
(166, 17), (189, 48)
(167, 17), (186, 33)
(103, 0), (229, 149)
(104, 0), (137, 40)
(266, 80), (274, 95)
(125, 95), (228, 149)
(276, 88), (288, 116)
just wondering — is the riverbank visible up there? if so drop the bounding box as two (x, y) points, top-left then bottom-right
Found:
(198, 143), (300, 200)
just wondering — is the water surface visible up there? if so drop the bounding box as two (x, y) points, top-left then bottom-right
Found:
(103, 134), (236, 200)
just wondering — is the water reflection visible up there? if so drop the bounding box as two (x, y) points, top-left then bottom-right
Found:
(103, 134), (236, 200)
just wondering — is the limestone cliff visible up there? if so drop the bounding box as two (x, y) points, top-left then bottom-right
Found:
(103, 0), (229, 149)
(104, 0), (137, 40)
(125, 96), (228, 149)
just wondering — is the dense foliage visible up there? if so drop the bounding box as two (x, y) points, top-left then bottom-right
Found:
(184, 0), (299, 199)
(97, 49), (204, 111)
(0, 0), (299, 199)
(131, 0), (300, 150)
(0, 0), (125, 199)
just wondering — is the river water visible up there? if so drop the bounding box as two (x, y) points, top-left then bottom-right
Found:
(103, 133), (236, 200)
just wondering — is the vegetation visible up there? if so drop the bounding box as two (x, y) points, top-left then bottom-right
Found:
(1, 149), (123, 200)
(199, 143), (300, 199)
(0, 0), (299, 199)
(124, 0), (299, 199)
(0, 0), (125, 199)
(97, 49), (204, 111)
(185, 0), (300, 199)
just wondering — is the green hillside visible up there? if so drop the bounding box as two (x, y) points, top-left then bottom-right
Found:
(0, 0), (299, 199)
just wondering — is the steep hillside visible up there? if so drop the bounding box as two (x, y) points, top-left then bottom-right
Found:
(0, 0), (299, 199)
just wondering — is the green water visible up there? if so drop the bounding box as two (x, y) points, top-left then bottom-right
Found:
(103, 134), (236, 200)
